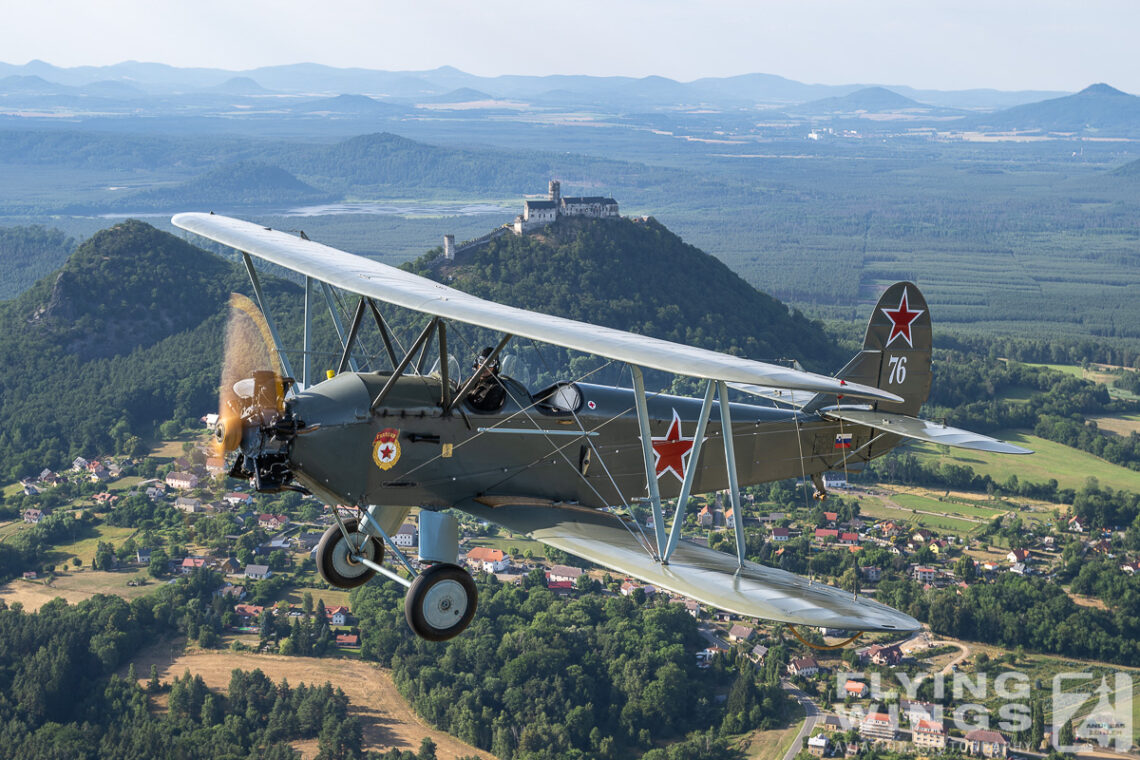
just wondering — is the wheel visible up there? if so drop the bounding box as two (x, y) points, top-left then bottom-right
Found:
(404, 563), (478, 641)
(316, 518), (383, 589)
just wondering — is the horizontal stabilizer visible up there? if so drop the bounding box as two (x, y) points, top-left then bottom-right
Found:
(824, 409), (1032, 454)
(456, 500), (921, 633)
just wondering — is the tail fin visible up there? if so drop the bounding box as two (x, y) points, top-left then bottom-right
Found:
(807, 282), (932, 416)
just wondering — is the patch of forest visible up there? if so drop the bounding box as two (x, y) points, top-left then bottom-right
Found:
(0, 572), (367, 759)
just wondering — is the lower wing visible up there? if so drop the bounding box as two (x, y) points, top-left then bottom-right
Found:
(456, 498), (920, 633)
(824, 409), (1032, 454)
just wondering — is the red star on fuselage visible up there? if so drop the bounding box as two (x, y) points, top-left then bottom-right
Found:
(651, 409), (696, 482)
(881, 289), (924, 347)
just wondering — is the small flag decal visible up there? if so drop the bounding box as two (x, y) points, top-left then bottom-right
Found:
(834, 433), (852, 449)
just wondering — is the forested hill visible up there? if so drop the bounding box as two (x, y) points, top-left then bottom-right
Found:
(14, 220), (237, 360)
(407, 216), (846, 372)
(0, 221), (247, 478)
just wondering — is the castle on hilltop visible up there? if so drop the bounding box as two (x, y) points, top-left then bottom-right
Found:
(513, 181), (619, 234)
(442, 181), (620, 260)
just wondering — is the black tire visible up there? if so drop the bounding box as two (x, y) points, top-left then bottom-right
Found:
(316, 518), (383, 589)
(404, 563), (478, 641)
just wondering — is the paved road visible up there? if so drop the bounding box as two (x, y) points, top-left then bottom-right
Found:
(781, 680), (820, 760)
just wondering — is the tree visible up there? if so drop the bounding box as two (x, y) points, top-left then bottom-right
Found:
(148, 548), (169, 578)
(93, 540), (115, 571)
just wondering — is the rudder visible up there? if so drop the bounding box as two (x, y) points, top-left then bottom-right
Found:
(809, 282), (932, 416)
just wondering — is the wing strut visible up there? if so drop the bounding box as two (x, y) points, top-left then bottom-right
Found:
(320, 282), (360, 374)
(366, 299), (400, 370)
(337, 297), (367, 375)
(718, 380), (747, 570)
(302, 276), (313, 389)
(631, 367), (667, 556)
(663, 380), (715, 563)
(370, 317), (440, 412)
(241, 252), (296, 382)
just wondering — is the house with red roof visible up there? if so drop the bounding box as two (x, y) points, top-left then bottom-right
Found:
(180, 557), (208, 573)
(465, 547), (509, 573)
(258, 513), (289, 531)
(1006, 548), (1030, 563)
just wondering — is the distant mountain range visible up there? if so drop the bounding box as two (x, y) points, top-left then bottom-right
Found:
(4, 60), (1140, 138)
(0, 59), (1070, 110)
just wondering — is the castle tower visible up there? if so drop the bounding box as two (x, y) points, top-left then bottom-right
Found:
(443, 234), (455, 260)
(549, 180), (561, 207)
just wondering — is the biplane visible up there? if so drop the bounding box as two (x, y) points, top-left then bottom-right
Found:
(173, 212), (1030, 642)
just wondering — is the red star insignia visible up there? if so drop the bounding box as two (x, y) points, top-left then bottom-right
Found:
(379, 444), (394, 460)
(650, 409), (697, 482)
(881, 288), (924, 347)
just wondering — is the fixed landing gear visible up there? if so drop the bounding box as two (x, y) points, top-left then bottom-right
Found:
(316, 518), (384, 588)
(316, 507), (478, 640)
(404, 563), (478, 641)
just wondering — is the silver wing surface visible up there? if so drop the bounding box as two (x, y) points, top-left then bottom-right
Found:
(727, 382), (816, 409)
(825, 409), (1033, 454)
(458, 499), (921, 632)
(172, 213), (901, 402)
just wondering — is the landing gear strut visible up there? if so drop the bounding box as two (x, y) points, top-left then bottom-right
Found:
(404, 563), (478, 641)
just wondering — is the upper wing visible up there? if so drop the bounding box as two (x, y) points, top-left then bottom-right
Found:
(825, 408), (1033, 454)
(727, 382), (816, 409)
(172, 213), (902, 402)
(457, 499), (920, 633)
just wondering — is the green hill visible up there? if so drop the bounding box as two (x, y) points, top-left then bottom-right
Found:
(108, 161), (332, 210)
(407, 216), (845, 374)
(973, 83), (1140, 135)
(0, 221), (246, 478)
(795, 86), (928, 114)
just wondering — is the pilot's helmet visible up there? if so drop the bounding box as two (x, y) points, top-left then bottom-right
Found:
(472, 347), (500, 374)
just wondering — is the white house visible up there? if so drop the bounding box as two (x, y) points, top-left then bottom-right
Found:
(393, 522), (418, 548)
(548, 564), (583, 583)
(244, 564), (271, 580)
(165, 471), (199, 490)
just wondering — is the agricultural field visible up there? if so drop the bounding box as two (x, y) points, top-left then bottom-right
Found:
(125, 643), (494, 760)
(47, 523), (138, 566)
(0, 569), (154, 611)
(285, 586), (353, 611)
(1090, 413), (1140, 437)
(908, 433), (1140, 494)
(1025, 363), (1140, 401)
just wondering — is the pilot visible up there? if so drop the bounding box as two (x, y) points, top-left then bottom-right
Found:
(466, 347), (507, 412)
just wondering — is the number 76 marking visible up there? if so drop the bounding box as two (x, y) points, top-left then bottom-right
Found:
(887, 355), (907, 385)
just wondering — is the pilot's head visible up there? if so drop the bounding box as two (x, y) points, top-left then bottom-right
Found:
(472, 347), (500, 376)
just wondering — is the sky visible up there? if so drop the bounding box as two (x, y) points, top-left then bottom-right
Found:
(3, 0), (1137, 93)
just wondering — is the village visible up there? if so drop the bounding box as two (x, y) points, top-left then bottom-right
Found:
(2, 421), (1135, 758)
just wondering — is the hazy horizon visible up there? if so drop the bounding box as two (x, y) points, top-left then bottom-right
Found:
(3, 0), (1138, 94)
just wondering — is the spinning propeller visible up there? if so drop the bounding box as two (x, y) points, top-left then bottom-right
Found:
(215, 293), (288, 460)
